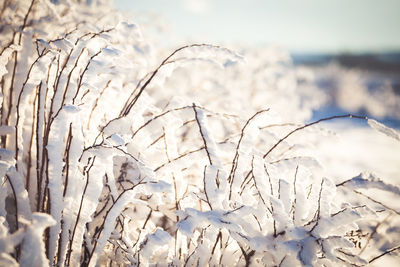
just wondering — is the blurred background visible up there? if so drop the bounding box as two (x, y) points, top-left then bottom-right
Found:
(114, 0), (400, 128)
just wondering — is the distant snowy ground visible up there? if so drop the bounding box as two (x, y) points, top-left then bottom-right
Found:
(312, 121), (400, 186)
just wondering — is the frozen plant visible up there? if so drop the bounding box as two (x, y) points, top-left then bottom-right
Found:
(1, 0), (400, 266)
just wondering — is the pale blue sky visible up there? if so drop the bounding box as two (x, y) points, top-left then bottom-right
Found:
(114, 0), (400, 53)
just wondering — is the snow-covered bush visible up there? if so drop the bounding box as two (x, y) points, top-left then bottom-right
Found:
(0, 0), (399, 266)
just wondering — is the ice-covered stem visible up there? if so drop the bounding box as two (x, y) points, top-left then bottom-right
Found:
(86, 80), (111, 129)
(249, 156), (272, 214)
(154, 146), (205, 172)
(192, 103), (215, 166)
(202, 166), (213, 210)
(291, 165), (299, 221)
(355, 190), (400, 215)
(4, 0), (37, 137)
(63, 124), (73, 197)
(25, 91), (37, 198)
(369, 245), (400, 264)
(162, 126), (181, 214)
(263, 165), (278, 236)
(71, 50), (103, 104)
(227, 109), (269, 200)
(51, 47), (86, 117)
(36, 78), (50, 212)
(309, 179), (325, 233)
(336, 173), (400, 215)
(15, 49), (51, 163)
(131, 106), (191, 139)
(263, 114), (368, 159)
(19, 0), (37, 39)
(4, 175), (19, 231)
(193, 103), (223, 211)
(66, 156), (96, 266)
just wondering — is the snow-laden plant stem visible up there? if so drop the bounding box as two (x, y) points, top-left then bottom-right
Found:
(1, 0), (400, 266)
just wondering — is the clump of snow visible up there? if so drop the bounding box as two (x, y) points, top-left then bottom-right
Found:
(19, 213), (56, 267)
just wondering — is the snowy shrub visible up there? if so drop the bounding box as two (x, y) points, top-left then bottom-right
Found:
(0, 0), (399, 266)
